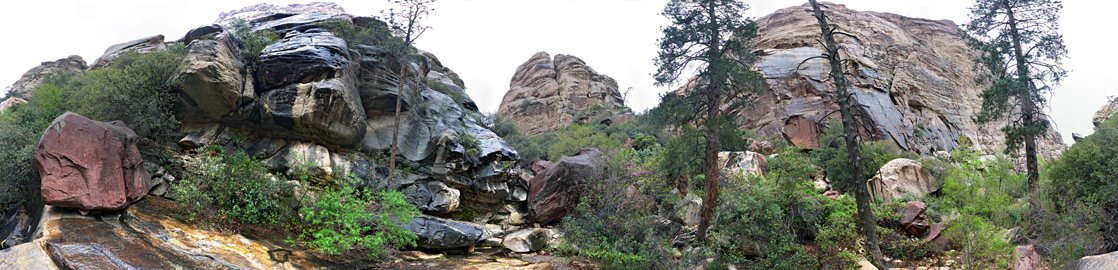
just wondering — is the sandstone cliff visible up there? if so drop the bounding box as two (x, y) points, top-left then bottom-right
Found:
(5, 56), (86, 98)
(706, 2), (1063, 157)
(498, 52), (630, 136)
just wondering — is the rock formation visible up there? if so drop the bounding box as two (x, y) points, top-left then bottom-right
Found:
(35, 113), (151, 211)
(1094, 98), (1117, 128)
(89, 35), (167, 70)
(867, 158), (938, 201)
(686, 2), (1064, 157)
(528, 148), (605, 225)
(5, 56), (87, 98)
(899, 201), (929, 236)
(498, 52), (630, 136)
(0, 98), (25, 113)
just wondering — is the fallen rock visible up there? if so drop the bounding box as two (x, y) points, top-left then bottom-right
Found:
(90, 35), (167, 70)
(403, 181), (461, 214)
(498, 52), (629, 136)
(1014, 244), (1041, 270)
(403, 215), (487, 250)
(899, 201), (929, 236)
(867, 158), (938, 201)
(1067, 250), (1118, 270)
(35, 112), (151, 211)
(718, 151), (768, 180)
(6, 55), (87, 98)
(528, 148), (605, 225)
(503, 228), (554, 253)
(924, 221), (949, 251)
(671, 194), (702, 227)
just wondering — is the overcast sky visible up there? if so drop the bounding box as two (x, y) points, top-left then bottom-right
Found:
(1, 0), (1113, 144)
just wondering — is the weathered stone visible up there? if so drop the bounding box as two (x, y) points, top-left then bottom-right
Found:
(403, 215), (487, 250)
(717, 151), (768, 180)
(1013, 244), (1041, 270)
(1067, 250), (1118, 270)
(1093, 99), (1118, 128)
(173, 35), (247, 123)
(528, 148), (605, 225)
(182, 24), (223, 45)
(90, 35), (167, 70)
(35, 113), (151, 211)
(0, 240), (58, 270)
(6, 56), (86, 98)
(671, 194), (703, 227)
(251, 68), (367, 147)
(899, 201), (929, 236)
(867, 158), (937, 201)
(503, 228), (554, 253)
(403, 181), (461, 214)
(498, 52), (629, 136)
(924, 221), (949, 251)
(213, 2), (347, 25)
(255, 32), (351, 91)
(0, 98), (26, 113)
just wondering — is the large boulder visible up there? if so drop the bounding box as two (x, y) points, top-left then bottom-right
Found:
(899, 201), (929, 236)
(402, 181), (461, 214)
(255, 32), (351, 91)
(90, 35), (167, 70)
(503, 228), (555, 253)
(671, 194), (703, 227)
(528, 148), (605, 225)
(717, 151), (768, 180)
(498, 52), (630, 136)
(173, 35), (248, 123)
(1067, 250), (1118, 270)
(402, 215), (487, 250)
(1013, 245), (1041, 270)
(6, 56), (87, 98)
(867, 158), (938, 201)
(35, 113), (151, 211)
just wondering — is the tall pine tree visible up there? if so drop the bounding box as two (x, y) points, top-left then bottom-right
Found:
(964, 0), (1067, 198)
(653, 0), (763, 241)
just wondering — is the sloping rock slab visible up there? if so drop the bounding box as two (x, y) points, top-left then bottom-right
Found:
(403, 215), (487, 250)
(35, 112), (150, 211)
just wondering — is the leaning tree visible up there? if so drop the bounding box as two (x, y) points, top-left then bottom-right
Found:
(653, 0), (763, 241)
(382, 0), (437, 177)
(964, 0), (1067, 198)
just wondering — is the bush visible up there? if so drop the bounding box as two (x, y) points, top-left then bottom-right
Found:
(812, 120), (914, 193)
(0, 82), (67, 208)
(425, 77), (465, 104)
(559, 147), (674, 269)
(172, 146), (297, 226)
(710, 173), (819, 268)
(231, 18), (279, 63)
(299, 173), (419, 259)
(65, 46), (184, 140)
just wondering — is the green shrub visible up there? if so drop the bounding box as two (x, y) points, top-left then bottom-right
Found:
(816, 196), (858, 253)
(299, 173), (418, 259)
(459, 130), (482, 158)
(425, 77), (465, 104)
(231, 18), (279, 63)
(879, 228), (935, 261)
(710, 173), (819, 268)
(172, 146), (297, 226)
(812, 120), (914, 193)
(937, 145), (1021, 268)
(64, 46), (184, 140)
(0, 81), (72, 209)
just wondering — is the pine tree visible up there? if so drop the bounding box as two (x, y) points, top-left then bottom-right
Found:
(653, 0), (763, 241)
(806, 0), (884, 265)
(964, 0), (1067, 199)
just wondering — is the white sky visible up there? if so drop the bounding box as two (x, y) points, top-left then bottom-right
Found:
(1, 0), (1113, 144)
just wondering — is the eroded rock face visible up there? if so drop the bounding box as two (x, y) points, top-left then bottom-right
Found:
(724, 2), (1064, 157)
(35, 113), (150, 211)
(498, 52), (630, 136)
(528, 148), (605, 225)
(717, 151), (768, 180)
(173, 35), (247, 123)
(6, 56), (86, 98)
(403, 215), (487, 250)
(867, 158), (937, 201)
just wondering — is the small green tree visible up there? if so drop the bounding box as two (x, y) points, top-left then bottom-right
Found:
(652, 0), (763, 241)
(963, 0), (1067, 200)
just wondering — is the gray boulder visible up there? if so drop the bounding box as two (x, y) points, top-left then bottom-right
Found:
(403, 215), (486, 250)
(173, 35), (248, 123)
(502, 228), (554, 253)
(402, 181), (460, 214)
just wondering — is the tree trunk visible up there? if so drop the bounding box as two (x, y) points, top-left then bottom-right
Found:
(1005, 0), (1040, 199)
(808, 0), (883, 265)
(696, 0), (722, 243)
(388, 64), (407, 178)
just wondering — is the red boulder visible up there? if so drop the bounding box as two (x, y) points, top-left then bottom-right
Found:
(528, 148), (604, 225)
(35, 112), (151, 211)
(900, 201), (929, 236)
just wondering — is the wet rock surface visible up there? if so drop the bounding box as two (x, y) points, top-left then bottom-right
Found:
(502, 228), (554, 253)
(403, 215), (488, 250)
(35, 113), (151, 211)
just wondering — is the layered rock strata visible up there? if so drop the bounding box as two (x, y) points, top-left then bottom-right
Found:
(498, 52), (630, 136)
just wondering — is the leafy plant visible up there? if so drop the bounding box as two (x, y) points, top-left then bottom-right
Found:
(172, 147), (297, 226)
(231, 17), (279, 63)
(299, 173), (419, 259)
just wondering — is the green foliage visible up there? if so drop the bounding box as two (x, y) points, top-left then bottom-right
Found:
(879, 228), (935, 261)
(812, 120), (914, 193)
(299, 174), (419, 259)
(425, 77), (465, 104)
(946, 214), (1013, 268)
(316, 17), (409, 59)
(172, 147), (297, 225)
(559, 148), (674, 269)
(65, 46), (185, 140)
(231, 18), (279, 63)
(936, 145), (1022, 268)
(710, 173), (819, 268)
(816, 196), (858, 253)
(0, 81), (68, 208)
(458, 130), (482, 158)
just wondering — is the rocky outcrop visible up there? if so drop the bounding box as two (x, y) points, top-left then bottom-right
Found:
(715, 2), (1063, 157)
(671, 194), (703, 227)
(867, 158), (937, 201)
(498, 52), (630, 136)
(502, 228), (554, 253)
(529, 148), (606, 225)
(0, 98), (26, 113)
(718, 151), (768, 180)
(403, 215), (489, 250)
(5, 56), (87, 98)
(0, 198), (342, 269)
(173, 35), (248, 123)
(35, 113), (151, 211)
(1094, 98), (1118, 128)
(1014, 245), (1041, 270)
(90, 35), (167, 70)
